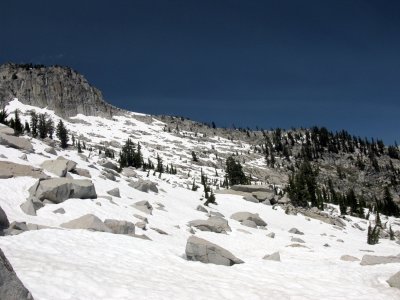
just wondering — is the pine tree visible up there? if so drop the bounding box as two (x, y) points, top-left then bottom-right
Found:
(191, 179), (198, 191)
(77, 140), (82, 153)
(156, 154), (164, 173)
(46, 118), (54, 139)
(0, 108), (8, 125)
(204, 189), (216, 206)
(389, 225), (395, 241)
(56, 120), (69, 148)
(225, 156), (248, 186)
(191, 151), (198, 162)
(24, 121), (30, 133)
(38, 113), (47, 139)
(13, 109), (23, 136)
(30, 111), (38, 138)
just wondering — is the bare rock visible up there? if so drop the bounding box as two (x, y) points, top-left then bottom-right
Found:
(230, 212), (267, 226)
(61, 214), (111, 232)
(263, 251), (281, 262)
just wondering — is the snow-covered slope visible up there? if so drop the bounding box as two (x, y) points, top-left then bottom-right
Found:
(0, 99), (399, 300)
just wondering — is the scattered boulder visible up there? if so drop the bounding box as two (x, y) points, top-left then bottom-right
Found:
(252, 191), (274, 202)
(19, 154), (27, 161)
(104, 219), (135, 235)
(61, 214), (111, 232)
(134, 214), (148, 223)
(189, 217), (231, 234)
(53, 208), (65, 214)
(185, 236), (244, 266)
(28, 178), (97, 203)
(0, 161), (48, 179)
(0, 206), (10, 231)
(387, 271), (400, 289)
(107, 188), (120, 198)
(70, 168), (91, 178)
(231, 185), (272, 193)
(0, 124), (14, 135)
(291, 237), (305, 243)
(41, 158), (77, 177)
(263, 251), (281, 262)
(242, 195), (259, 203)
(266, 232), (275, 238)
(121, 167), (137, 178)
(360, 255), (400, 266)
(289, 228), (304, 235)
(0, 248), (34, 299)
(132, 200), (153, 215)
(287, 243), (309, 248)
(101, 171), (116, 181)
(44, 147), (57, 155)
(99, 160), (119, 171)
(129, 179), (158, 193)
(0, 133), (34, 152)
(209, 211), (225, 218)
(20, 198), (44, 216)
(241, 220), (257, 228)
(135, 222), (147, 230)
(150, 227), (168, 235)
(340, 255), (359, 262)
(196, 205), (208, 213)
(230, 212), (267, 227)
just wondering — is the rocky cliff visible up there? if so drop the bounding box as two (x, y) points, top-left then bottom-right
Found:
(0, 63), (120, 118)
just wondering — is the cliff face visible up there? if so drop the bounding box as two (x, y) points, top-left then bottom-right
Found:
(0, 63), (119, 118)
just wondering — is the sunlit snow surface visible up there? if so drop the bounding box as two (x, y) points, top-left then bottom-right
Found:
(0, 99), (399, 300)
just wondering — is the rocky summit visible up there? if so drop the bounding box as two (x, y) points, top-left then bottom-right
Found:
(0, 64), (399, 300)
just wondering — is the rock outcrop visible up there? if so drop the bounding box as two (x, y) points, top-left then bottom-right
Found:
(0, 63), (118, 118)
(0, 161), (47, 179)
(188, 217), (231, 234)
(360, 254), (400, 266)
(230, 212), (267, 227)
(0, 248), (34, 299)
(185, 236), (244, 266)
(387, 271), (400, 289)
(0, 133), (34, 152)
(28, 178), (97, 203)
(61, 214), (111, 232)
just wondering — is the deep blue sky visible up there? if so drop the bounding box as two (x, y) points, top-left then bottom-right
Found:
(1, 1), (399, 143)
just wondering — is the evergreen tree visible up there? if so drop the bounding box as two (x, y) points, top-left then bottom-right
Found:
(225, 156), (248, 186)
(0, 108), (8, 125)
(46, 118), (54, 139)
(77, 140), (82, 153)
(13, 109), (23, 136)
(56, 120), (69, 148)
(389, 225), (395, 241)
(204, 189), (216, 206)
(191, 151), (198, 162)
(38, 113), (47, 139)
(24, 121), (30, 133)
(156, 154), (164, 173)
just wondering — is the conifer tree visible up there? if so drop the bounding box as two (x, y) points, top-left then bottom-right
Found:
(77, 140), (82, 153)
(192, 151), (198, 162)
(24, 121), (30, 133)
(13, 109), (23, 136)
(46, 118), (54, 139)
(0, 108), (8, 125)
(56, 120), (69, 148)
(38, 113), (47, 139)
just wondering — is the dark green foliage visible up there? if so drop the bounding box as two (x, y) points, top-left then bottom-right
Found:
(0, 108), (8, 125)
(388, 146), (399, 159)
(38, 113), (47, 139)
(12, 109), (23, 136)
(191, 151), (198, 162)
(286, 160), (318, 208)
(367, 224), (380, 245)
(24, 121), (30, 133)
(191, 180), (199, 191)
(156, 154), (164, 173)
(46, 118), (54, 139)
(119, 139), (143, 170)
(56, 120), (69, 148)
(31, 111), (38, 137)
(389, 225), (395, 240)
(225, 156), (249, 186)
(204, 190), (216, 206)
(376, 187), (400, 217)
(77, 140), (82, 153)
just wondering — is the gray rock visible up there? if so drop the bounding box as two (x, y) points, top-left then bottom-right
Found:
(277, 196), (291, 204)
(0, 206), (10, 231)
(291, 237), (305, 243)
(71, 168), (91, 178)
(28, 178), (97, 203)
(121, 167), (137, 178)
(340, 255), (359, 262)
(0, 133), (34, 152)
(209, 211), (225, 218)
(61, 214), (111, 232)
(242, 195), (259, 203)
(360, 255), (400, 266)
(230, 212), (267, 227)
(196, 205), (208, 213)
(135, 222), (147, 230)
(20, 198), (44, 216)
(231, 185), (273, 193)
(101, 171), (116, 181)
(185, 236), (244, 266)
(288, 228), (304, 235)
(99, 160), (119, 171)
(134, 214), (148, 223)
(266, 232), (275, 238)
(0, 161), (48, 179)
(19, 154), (28, 161)
(129, 179), (158, 193)
(241, 220), (258, 228)
(104, 219), (135, 235)
(53, 208), (65, 214)
(44, 147), (57, 155)
(150, 227), (168, 235)
(41, 158), (77, 177)
(132, 200), (153, 215)
(189, 217), (231, 234)
(0, 124), (14, 135)
(106, 188), (120, 198)
(0, 248), (34, 299)
(387, 271), (400, 289)
(252, 191), (274, 202)
(263, 251), (281, 262)
(0, 63), (117, 118)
